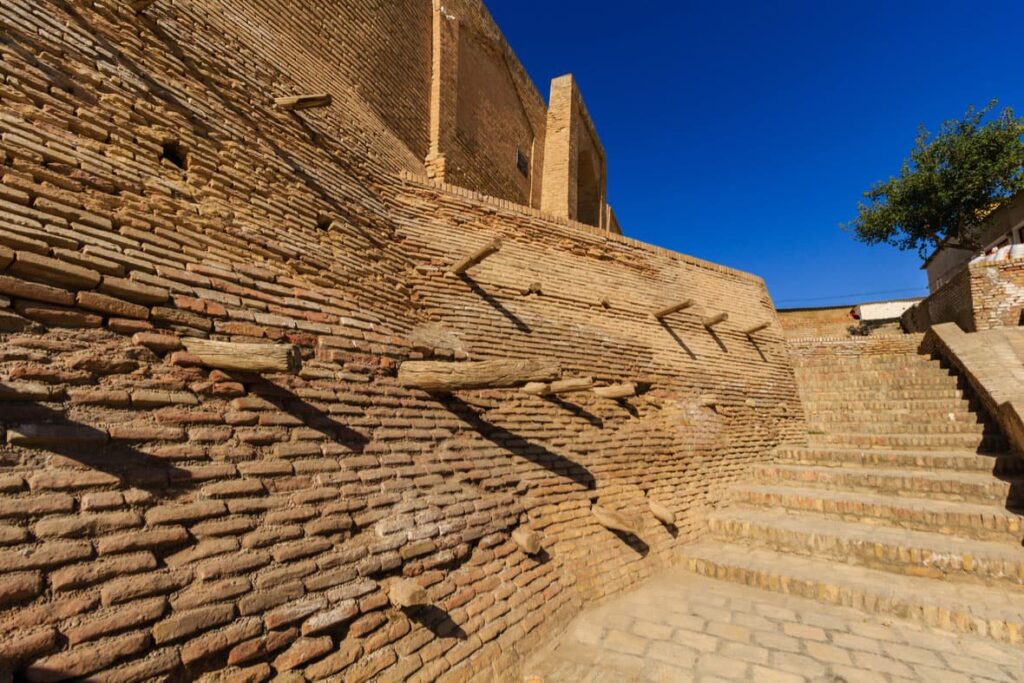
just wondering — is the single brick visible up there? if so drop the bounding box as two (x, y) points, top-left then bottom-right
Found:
(9, 250), (101, 289)
(100, 275), (170, 304)
(76, 290), (149, 319)
(24, 631), (150, 681)
(152, 603), (236, 644)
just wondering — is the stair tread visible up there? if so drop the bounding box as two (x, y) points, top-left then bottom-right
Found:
(709, 508), (1024, 561)
(735, 483), (1023, 519)
(757, 462), (1021, 483)
(776, 445), (1010, 466)
(682, 541), (1024, 621)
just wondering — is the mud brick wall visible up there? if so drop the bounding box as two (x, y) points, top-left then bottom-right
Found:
(777, 306), (857, 339)
(0, 2), (803, 681)
(787, 334), (925, 363)
(902, 267), (974, 333)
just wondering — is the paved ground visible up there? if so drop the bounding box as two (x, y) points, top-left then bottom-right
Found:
(524, 571), (1024, 682)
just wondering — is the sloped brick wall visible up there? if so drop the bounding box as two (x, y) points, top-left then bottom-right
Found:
(0, 2), (803, 681)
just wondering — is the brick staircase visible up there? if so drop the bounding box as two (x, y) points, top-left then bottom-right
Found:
(684, 346), (1024, 642)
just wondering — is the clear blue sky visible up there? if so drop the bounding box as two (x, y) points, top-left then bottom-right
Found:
(486, 0), (1024, 307)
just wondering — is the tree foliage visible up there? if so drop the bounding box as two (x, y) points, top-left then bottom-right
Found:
(847, 101), (1024, 257)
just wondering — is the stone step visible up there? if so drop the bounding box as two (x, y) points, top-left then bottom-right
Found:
(681, 542), (1024, 643)
(732, 484), (1024, 543)
(774, 446), (1022, 475)
(751, 463), (1024, 506)
(802, 398), (973, 412)
(800, 387), (965, 401)
(808, 431), (1007, 451)
(792, 355), (936, 369)
(706, 508), (1024, 589)
(805, 408), (987, 424)
(805, 420), (994, 436)
(796, 374), (961, 389)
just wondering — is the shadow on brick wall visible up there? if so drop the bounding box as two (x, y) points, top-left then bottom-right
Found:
(439, 396), (595, 490)
(457, 275), (532, 333)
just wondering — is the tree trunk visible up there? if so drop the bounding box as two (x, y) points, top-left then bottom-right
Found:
(182, 339), (302, 374)
(398, 359), (559, 392)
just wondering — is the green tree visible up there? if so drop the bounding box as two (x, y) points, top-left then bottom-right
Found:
(847, 101), (1024, 257)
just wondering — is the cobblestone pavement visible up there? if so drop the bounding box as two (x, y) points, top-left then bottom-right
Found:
(524, 570), (1024, 682)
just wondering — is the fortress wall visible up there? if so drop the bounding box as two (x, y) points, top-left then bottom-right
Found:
(0, 2), (803, 681)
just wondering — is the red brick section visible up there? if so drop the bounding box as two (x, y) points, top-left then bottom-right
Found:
(0, 1), (802, 682)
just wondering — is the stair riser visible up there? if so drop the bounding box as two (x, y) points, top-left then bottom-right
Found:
(805, 422), (993, 435)
(806, 411), (985, 424)
(804, 400), (972, 412)
(809, 433), (1006, 451)
(683, 557), (1024, 644)
(707, 518), (1024, 588)
(733, 491), (1024, 543)
(797, 376), (961, 389)
(774, 450), (1023, 475)
(753, 466), (1023, 506)
(801, 389), (965, 401)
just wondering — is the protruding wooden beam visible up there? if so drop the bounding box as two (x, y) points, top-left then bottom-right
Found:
(274, 93), (333, 111)
(699, 394), (718, 409)
(648, 499), (676, 526)
(398, 359), (559, 392)
(512, 528), (542, 555)
(388, 579), (428, 608)
(653, 299), (694, 320)
(448, 239), (502, 275)
(744, 321), (771, 335)
(593, 383), (636, 399)
(548, 377), (594, 395)
(592, 505), (641, 536)
(520, 282), (542, 296)
(181, 339), (301, 374)
(521, 382), (551, 396)
(127, 0), (158, 12)
(702, 312), (729, 328)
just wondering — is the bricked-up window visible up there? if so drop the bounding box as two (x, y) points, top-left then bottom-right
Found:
(516, 149), (529, 177)
(160, 140), (188, 170)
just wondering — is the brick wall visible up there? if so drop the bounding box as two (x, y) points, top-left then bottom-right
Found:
(777, 307), (856, 338)
(0, 2), (803, 681)
(903, 260), (1024, 332)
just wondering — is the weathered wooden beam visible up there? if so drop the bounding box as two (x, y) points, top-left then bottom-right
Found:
(512, 528), (542, 555)
(274, 93), (333, 111)
(592, 505), (641, 536)
(653, 299), (694, 320)
(702, 312), (729, 328)
(744, 321), (771, 335)
(548, 377), (594, 395)
(648, 499), (676, 526)
(593, 383), (636, 399)
(388, 579), (428, 608)
(449, 239), (502, 275)
(521, 382), (551, 396)
(181, 339), (301, 374)
(398, 359), (559, 392)
(127, 0), (158, 11)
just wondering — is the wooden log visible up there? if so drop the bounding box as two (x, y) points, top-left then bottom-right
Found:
(592, 505), (641, 536)
(274, 94), (333, 111)
(398, 359), (559, 392)
(548, 377), (594, 395)
(521, 382), (551, 396)
(127, 0), (158, 11)
(699, 394), (718, 409)
(702, 312), (729, 328)
(593, 383), (636, 399)
(744, 321), (771, 335)
(181, 339), (301, 374)
(648, 499), (676, 526)
(511, 528), (542, 555)
(653, 299), (694, 319)
(388, 579), (428, 608)
(449, 239), (502, 275)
